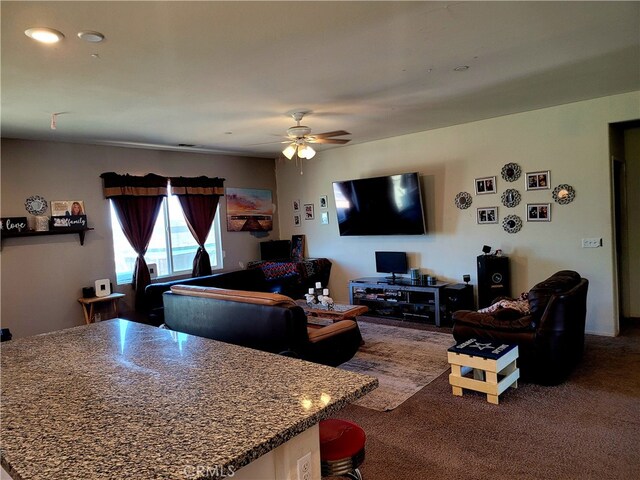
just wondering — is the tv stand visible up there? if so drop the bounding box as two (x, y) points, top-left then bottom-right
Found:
(349, 277), (448, 327)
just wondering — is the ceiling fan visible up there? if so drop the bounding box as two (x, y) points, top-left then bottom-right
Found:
(281, 111), (351, 161)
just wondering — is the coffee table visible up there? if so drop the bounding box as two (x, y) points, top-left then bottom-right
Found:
(295, 299), (369, 322)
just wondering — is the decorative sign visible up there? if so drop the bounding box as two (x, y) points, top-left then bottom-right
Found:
(1, 217), (28, 233)
(51, 215), (87, 230)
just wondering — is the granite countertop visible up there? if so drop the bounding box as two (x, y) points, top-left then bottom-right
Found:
(1, 320), (377, 480)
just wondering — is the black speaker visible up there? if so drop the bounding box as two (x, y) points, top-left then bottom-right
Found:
(477, 255), (510, 308)
(443, 283), (475, 322)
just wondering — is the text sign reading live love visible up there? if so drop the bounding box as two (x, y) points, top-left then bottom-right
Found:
(448, 338), (517, 360)
(0, 217), (28, 233)
(51, 215), (87, 230)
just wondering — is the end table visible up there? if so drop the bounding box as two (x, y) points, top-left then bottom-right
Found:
(77, 293), (126, 324)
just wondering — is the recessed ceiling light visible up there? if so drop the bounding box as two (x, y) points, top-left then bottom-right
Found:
(77, 30), (105, 43)
(454, 65), (469, 71)
(24, 27), (64, 44)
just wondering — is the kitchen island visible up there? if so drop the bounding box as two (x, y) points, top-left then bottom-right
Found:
(0, 319), (377, 480)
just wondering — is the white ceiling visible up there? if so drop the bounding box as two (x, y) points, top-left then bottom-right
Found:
(2, 1), (639, 158)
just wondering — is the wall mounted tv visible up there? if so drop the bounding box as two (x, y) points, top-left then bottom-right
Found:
(332, 172), (426, 236)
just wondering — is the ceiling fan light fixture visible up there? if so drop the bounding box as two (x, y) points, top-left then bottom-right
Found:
(298, 144), (316, 159)
(25, 27), (64, 44)
(282, 143), (297, 160)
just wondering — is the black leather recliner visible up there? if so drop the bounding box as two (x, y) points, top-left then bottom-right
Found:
(452, 270), (589, 385)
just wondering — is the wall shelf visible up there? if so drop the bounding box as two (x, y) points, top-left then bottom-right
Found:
(1, 228), (94, 246)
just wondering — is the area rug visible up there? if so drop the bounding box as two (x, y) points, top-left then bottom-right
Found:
(338, 321), (454, 411)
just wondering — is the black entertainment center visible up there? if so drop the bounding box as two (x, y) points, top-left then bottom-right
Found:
(349, 277), (473, 327)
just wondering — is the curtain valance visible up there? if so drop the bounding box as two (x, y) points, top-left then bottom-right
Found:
(169, 176), (225, 196)
(100, 172), (168, 198)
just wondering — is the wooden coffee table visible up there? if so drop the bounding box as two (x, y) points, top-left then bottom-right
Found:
(295, 299), (369, 322)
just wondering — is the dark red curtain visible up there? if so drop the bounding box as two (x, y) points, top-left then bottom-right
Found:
(170, 176), (225, 277)
(101, 172), (167, 311)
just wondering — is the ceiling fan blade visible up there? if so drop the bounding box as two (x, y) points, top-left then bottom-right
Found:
(312, 130), (351, 138)
(309, 138), (351, 145)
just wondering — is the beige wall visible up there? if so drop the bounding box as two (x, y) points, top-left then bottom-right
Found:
(1, 140), (278, 338)
(276, 91), (640, 336)
(623, 127), (640, 317)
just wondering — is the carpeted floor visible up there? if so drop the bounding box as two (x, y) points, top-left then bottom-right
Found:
(332, 318), (640, 480)
(338, 322), (453, 411)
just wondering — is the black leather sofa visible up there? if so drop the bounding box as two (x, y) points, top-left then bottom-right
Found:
(144, 258), (331, 325)
(452, 270), (589, 385)
(162, 285), (362, 367)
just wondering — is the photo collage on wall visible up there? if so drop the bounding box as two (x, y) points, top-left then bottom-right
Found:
(454, 163), (575, 234)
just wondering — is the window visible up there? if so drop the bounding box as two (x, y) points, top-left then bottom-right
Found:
(110, 190), (223, 284)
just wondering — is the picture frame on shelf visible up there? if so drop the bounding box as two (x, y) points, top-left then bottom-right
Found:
(527, 203), (551, 222)
(291, 234), (305, 261)
(475, 176), (496, 195)
(477, 207), (498, 224)
(51, 200), (85, 217)
(526, 170), (550, 190)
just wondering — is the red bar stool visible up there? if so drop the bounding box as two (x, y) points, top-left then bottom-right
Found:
(319, 419), (366, 480)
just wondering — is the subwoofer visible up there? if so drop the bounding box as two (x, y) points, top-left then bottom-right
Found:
(442, 283), (475, 322)
(477, 255), (510, 308)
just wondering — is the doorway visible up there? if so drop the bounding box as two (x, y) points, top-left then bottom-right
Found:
(609, 120), (640, 332)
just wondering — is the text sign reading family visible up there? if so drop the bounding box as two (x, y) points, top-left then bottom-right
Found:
(51, 215), (87, 230)
(0, 217), (28, 233)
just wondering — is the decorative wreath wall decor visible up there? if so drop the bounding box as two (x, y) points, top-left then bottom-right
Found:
(552, 184), (576, 205)
(502, 214), (523, 234)
(501, 163), (522, 182)
(25, 195), (48, 215)
(454, 191), (472, 209)
(501, 189), (521, 208)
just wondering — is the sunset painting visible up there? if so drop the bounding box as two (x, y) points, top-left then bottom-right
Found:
(225, 188), (273, 232)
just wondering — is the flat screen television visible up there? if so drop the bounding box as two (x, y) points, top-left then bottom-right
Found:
(375, 251), (408, 281)
(332, 172), (426, 236)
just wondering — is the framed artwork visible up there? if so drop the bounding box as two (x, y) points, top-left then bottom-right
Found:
(293, 199), (300, 212)
(319, 195), (328, 209)
(51, 200), (85, 216)
(304, 203), (314, 220)
(477, 207), (498, 224)
(475, 176), (496, 195)
(526, 170), (550, 190)
(291, 234), (305, 261)
(320, 211), (329, 225)
(225, 188), (273, 232)
(527, 203), (551, 222)
(293, 214), (301, 227)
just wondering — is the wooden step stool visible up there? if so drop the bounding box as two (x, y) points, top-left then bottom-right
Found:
(447, 339), (519, 404)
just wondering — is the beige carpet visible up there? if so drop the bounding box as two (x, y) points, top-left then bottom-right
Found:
(339, 320), (455, 411)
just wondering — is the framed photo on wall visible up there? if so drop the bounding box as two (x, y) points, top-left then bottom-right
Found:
(293, 199), (300, 212)
(293, 214), (301, 227)
(304, 203), (314, 220)
(475, 176), (496, 195)
(319, 195), (328, 209)
(527, 203), (551, 222)
(526, 170), (550, 190)
(477, 207), (498, 224)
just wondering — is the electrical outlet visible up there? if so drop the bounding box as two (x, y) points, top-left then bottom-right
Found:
(581, 238), (602, 248)
(297, 452), (311, 480)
